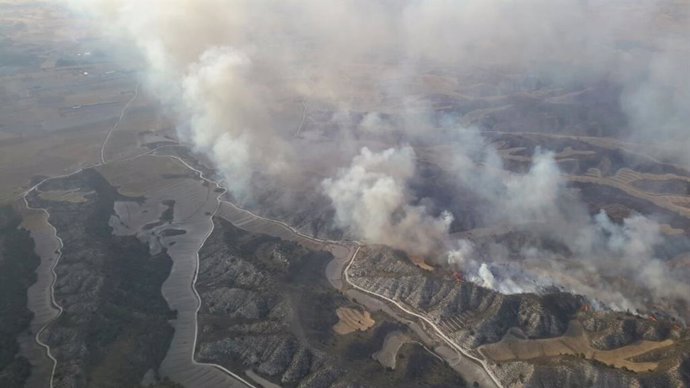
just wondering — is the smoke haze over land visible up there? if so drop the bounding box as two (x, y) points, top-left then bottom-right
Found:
(323, 146), (453, 255)
(61, 0), (690, 314)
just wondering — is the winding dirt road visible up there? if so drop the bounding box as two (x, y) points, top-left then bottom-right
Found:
(100, 83), (140, 164)
(343, 247), (503, 388)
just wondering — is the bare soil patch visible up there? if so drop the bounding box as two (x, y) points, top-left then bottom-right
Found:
(333, 307), (376, 335)
(479, 321), (675, 373)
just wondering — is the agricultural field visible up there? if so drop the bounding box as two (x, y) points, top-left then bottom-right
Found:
(0, 1), (173, 203)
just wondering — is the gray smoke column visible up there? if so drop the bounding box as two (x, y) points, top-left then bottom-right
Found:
(450, 127), (567, 224)
(585, 211), (690, 301)
(180, 46), (291, 196)
(323, 146), (452, 255)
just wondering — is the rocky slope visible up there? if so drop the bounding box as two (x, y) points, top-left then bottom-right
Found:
(349, 247), (584, 347)
(195, 218), (468, 388)
(349, 246), (690, 387)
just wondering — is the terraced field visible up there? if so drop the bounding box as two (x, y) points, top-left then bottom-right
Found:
(479, 321), (675, 373)
(570, 168), (690, 220)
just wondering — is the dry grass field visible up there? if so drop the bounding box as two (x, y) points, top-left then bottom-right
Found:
(38, 188), (91, 203)
(0, 126), (105, 202)
(372, 331), (411, 369)
(96, 154), (198, 197)
(333, 307), (376, 335)
(409, 255), (435, 272)
(479, 321), (675, 373)
(0, 1), (151, 204)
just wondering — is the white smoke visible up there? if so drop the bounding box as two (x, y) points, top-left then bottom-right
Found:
(446, 240), (536, 295)
(586, 211), (690, 301)
(446, 126), (589, 236)
(620, 36), (690, 166)
(440, 125), (688, 310)
(446, 240), (476, 269)
(62, 0), (690, 166)
(323, 146), (452, 255)
(58, 0), (690, 313)
(180, 46), (290, 195)
(448, 207), (690, 315)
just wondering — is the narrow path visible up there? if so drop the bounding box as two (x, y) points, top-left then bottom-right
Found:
(150, 153), (257, 388)
(343, 247), (504, 388)
(17, 147), (249, 388)
(293, 100), (308, 138)
(20, 80), (155, 386)
(100, 83), (140, 164)
(19, 150), (154, 388)
(19, 193), (64, 388)
(215, 195), (502, 387)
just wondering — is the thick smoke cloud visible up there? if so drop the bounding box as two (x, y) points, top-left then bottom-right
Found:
(61, 0), (689, 313)
(62, 0), (690, 172)
(181, 46), (291, 195)
(441, 126), (689, 311)
(586, 212), (690, 301)
(323, 146), (452, 255)
(447, 209), (690, 313)
(447, 127), (570, 225)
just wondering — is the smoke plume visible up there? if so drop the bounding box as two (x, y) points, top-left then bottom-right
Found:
(60, 0), (690, 314)
(323, 146), (452, 255)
